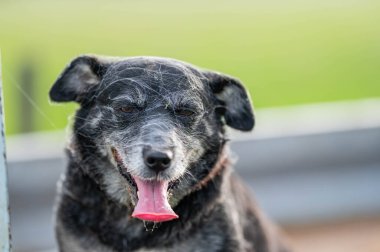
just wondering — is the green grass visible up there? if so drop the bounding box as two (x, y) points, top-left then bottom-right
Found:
(1, 0), (380, 135)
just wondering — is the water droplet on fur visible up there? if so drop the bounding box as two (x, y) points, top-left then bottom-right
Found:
(143, 221), (148, 231)
(142, 221), (159, 232)
(152, 222), (158, 230)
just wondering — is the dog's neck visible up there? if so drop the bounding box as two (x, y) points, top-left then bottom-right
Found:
(190, 149), (230, 193)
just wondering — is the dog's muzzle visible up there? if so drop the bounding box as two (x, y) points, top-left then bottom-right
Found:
(111, 146), (179, 222)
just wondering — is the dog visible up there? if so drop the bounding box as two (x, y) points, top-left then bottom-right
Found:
(50, 55), (290, 252)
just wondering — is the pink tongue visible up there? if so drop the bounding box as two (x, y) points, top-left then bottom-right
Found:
(131, 177), (178, 222)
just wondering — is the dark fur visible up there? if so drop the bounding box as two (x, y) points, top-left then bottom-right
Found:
(50, 55), (290, 252)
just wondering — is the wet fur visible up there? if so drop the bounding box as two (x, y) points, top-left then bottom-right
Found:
(51, 55), (290, 252)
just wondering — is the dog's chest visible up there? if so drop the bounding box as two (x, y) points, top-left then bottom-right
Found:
(135, 234), (224, 252)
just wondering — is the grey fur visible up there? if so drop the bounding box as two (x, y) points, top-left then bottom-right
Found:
(50, 55), (291, 252)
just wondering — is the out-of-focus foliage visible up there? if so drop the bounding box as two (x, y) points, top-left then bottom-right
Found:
(0, 0), (379, 135)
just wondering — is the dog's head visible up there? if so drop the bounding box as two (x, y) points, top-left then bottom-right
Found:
(50, 55), (254, 222)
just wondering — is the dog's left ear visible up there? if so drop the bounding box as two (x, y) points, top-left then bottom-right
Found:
(204, 71), (254, 131)
(49, 55), (111, 103)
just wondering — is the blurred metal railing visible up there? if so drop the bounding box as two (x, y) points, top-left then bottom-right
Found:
(0, 54), (11, 252)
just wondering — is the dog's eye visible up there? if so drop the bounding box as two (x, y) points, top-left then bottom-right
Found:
(175, 108), (195, 116)
(119, 106), (137, 113)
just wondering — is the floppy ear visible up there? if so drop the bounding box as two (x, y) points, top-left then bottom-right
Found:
(204, 71), (254, 131)
(49, 55), (110, 103)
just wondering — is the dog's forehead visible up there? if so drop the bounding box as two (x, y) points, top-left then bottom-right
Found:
(100, 57), (206, 94)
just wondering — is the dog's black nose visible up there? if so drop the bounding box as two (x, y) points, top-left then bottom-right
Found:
(143, 147), (173, 172)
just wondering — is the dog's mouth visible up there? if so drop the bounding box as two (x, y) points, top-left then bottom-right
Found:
(111, 147), (179, 222)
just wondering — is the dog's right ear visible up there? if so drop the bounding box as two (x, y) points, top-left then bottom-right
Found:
(203, 71), (255, 131)
(49, 55), (110, 103)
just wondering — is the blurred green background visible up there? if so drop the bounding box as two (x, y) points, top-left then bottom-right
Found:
(0, 0), (379, 135)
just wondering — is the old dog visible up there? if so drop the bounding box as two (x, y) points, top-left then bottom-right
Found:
(50, 55), (290, 252)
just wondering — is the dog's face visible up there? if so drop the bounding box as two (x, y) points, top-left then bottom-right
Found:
(50, 55), (254, 222)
